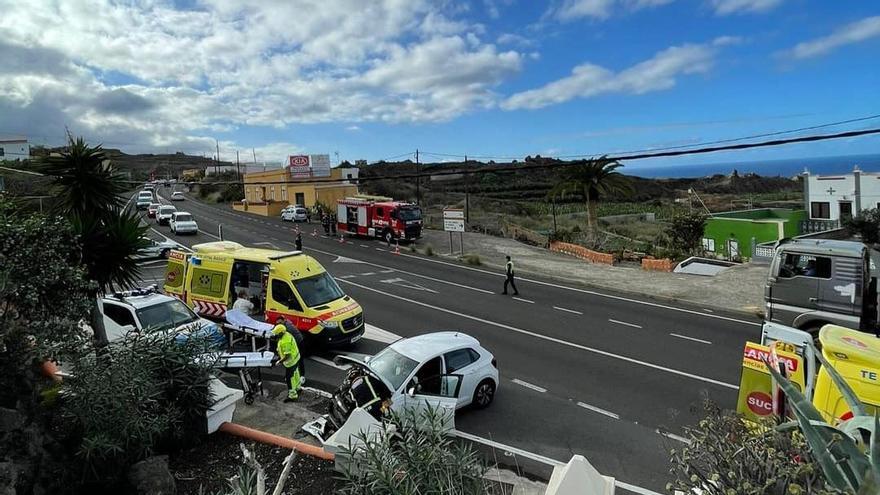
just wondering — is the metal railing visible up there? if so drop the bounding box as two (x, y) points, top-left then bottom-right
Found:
(800, 219), (840, 234)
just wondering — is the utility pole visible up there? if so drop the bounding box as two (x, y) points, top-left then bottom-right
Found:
(464, 154), (469, 224)
(415, 148), (420, 205)
(215, 140), (220, 175)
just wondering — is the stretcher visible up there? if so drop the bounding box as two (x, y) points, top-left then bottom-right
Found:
(223, 309), (274, 352)
(214, 350), (276, 405)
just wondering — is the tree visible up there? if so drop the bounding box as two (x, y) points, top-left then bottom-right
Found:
(548, 157), (633, 244)
(667, 212), (708, 256)
(37, 136), (148, 347)
(843, 208), (880, 246)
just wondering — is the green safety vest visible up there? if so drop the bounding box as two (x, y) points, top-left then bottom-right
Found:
(277, 332), (300, 368)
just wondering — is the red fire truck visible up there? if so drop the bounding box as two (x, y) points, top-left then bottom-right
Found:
(336, 196), (423, 243)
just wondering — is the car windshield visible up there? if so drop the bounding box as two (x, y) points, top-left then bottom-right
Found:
(174, 214), (193, 222)
(173, 192), (183, 196)
(149, 203), (160, 208)
(292, 272), (344, 307)
(398, 208), (421, 221)
(136, 299), (199, 332)
(367, 348), (418, 391)
(160, 207), (176, 214)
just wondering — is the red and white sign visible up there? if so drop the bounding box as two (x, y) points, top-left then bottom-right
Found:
(193, 300), (227, 317)
(743, 343), (799, 372)
(843, 336), (868, 349)
(747, 391), (773, 416)
(289, 155), (311, 177)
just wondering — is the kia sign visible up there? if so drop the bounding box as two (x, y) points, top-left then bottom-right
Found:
(289, 155), (311, 177)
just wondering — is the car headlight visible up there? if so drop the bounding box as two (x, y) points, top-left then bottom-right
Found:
(319, 319), (339, 329)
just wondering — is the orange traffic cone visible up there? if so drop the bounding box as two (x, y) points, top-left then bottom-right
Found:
(393, 240), (400, 255)
(312, 228), (317, 237)
(338, 233), (345, 244)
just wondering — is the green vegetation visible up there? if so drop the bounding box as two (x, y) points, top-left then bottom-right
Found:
(843, 208), (880, 246)
(461, 253), (482, 265)
(667, 212), (708, 258)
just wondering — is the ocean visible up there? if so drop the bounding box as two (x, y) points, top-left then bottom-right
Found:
(626, 153), (880, 179)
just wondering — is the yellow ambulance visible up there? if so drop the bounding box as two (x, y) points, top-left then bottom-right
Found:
(163, 241), (364, 346)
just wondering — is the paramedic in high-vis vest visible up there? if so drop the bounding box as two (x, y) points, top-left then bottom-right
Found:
(273, 324), (301, 402)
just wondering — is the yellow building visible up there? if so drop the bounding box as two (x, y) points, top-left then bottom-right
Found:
(234, 167), (359, 216)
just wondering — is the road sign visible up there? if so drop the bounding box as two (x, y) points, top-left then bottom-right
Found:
(443, 209), (465, 220)
(443, 218), (465, 232)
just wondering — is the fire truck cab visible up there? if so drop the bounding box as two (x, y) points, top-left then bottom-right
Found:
(336, 196), (422, 243)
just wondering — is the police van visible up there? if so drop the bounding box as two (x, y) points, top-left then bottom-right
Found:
(163, 241), (364, 346)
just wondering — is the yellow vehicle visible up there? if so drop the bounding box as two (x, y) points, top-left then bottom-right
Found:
(163, 241), (364, 346)
(737, 322), (880, 423)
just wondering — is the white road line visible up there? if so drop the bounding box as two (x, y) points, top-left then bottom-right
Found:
(609, 319), (642, 329)
(393, 252), (760, 327)
(359, 272), (376, 276)
(553, 306), (583, 315)
(364, 323), (402, 344)
(511, 378), (547, 393)
(336, 279), (738, 390)
(199, 229), (221, 240)
(379, 269), (395, 274)
(656, 429), (692, 445)
(512, 297), (534, 304)
(337, 274), (357, 279)
(576, 401), (620, 420)
(375, 247), (386, 251)
(703, 308), (714, 313)
(669, 333), (712, 345)
(309, 355), (349, 370)
(149, 227), (192, 252)
(360, 244), (369, 248)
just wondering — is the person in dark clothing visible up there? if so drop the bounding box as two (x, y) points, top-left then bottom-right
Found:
(502, 255), (519, 295)
(278, 316), (306, 381)
(322, 214), (331, 234)
(295, 232), (303, 251)
(330, 214), (337, 235)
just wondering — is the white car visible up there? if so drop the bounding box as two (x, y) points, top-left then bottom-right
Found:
(281, 206), (309, 222)
(156, 205), (177, 225)
(101, 287), (225, 346)
(330, 332), (499, 427)
(133, 237), (177, 259)
(171, 191), (186, 201)
(170, 211), (198, 235)
(136, 191), (154, 210)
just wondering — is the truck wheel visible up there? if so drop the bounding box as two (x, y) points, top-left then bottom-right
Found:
(384, 230), (394, 244)
(472, 379), (496, 409)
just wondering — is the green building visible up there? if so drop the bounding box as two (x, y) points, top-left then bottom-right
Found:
(702, 208), (806, 260)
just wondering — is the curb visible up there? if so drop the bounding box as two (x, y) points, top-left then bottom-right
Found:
(218, 422), (335, 461)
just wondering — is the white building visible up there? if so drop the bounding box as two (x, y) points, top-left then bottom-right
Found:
(803, 168), (880, 221)
(0, 139), (29, 160)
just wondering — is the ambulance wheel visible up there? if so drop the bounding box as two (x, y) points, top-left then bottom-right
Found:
(473, 379), (496, 409)
(384, 230), (394, 244)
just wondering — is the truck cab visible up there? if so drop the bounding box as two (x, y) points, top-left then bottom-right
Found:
(765, 239), (878, 335)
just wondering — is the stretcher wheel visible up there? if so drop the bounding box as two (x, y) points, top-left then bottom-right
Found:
(244, 393), (255, 405)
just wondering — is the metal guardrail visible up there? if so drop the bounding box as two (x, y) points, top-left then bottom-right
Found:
(800, 219), (840, 234)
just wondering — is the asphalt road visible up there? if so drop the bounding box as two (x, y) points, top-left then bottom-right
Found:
(134, 189), (763, 492)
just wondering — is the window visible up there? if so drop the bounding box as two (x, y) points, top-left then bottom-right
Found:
(136, 299), (199, 332)
(0, 148), (4, 157)
(292, 272), (344, 307)
(270, 187), (275, 201)
(295, 192), (305, 206)
(271, 279), (302, 311)
(701, 238), (715, 252)
(444, 348), (480, 373)
(778, 253), (832, 279)
(104, 304), (136, 327)
(369, 348), (418, 391)
(839, 202), (853, 219)
(811, 202), (831, 219)
(376, 207), (384, 217)
(281, 187), (287, 200)
(398, 208), (421, 221)
(411, 357), (443, 395)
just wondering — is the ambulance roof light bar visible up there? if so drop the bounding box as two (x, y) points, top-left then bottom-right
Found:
(110, 284), (159, 300)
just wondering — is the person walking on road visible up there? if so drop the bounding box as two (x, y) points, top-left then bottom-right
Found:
(295, 232), (303, 251)
(502, 255), (519, 296)
(330, 214), (337, 235)
(272, 323), (301, 402)
(277, 316), (305, 384)
(322, 214), (331, 235)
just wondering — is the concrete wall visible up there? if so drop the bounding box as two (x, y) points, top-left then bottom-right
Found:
(704, 209), (806, 259)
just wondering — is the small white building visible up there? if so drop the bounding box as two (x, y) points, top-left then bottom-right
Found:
(0, 139), (29, 160)
(803, 168), (880, 221)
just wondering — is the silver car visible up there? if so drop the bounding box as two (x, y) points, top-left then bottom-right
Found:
(170, 212), (198, 235)
(134, 237), (177, 260)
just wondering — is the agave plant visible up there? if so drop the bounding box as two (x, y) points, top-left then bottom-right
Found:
(766, 346), (880, 494)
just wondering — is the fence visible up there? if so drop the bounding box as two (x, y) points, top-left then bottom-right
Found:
(800, 219), (840, 234)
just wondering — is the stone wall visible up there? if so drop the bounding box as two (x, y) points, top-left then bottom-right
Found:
(641, 257), (675, 272)
(549, 241), (614, 265)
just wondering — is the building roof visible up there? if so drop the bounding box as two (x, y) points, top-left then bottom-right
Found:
(781, 239), (866, 258)
(0, 139), (28, 144)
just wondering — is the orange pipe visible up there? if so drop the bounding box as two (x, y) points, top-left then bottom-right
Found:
(41, 361), (63, 383)
(218, 421), (335, 461)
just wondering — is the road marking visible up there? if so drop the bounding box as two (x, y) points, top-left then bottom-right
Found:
(199, 229), (222, 240)
(512, 297), (534, 304)
(364, 323), (402, 344)
(656, 429), (692, 445)
(137, 259), (168, 267)
(380, 277), (438, 293)
(703, 308), (715, 313)
(669, 333), (712, 345)
(375, 247), (386, 251)
(392, 253), (760, 327)
(577, 401), (620, 420)
(359, 272), (376, 276)
(379, 269), (395, 274)
(360, 244), (369, 248)
(609, 319), (642, 329)
(336, 279), (738, 390)
(337, 274), (357, 279)
(309, 355), (349, 370)
(149, 227), (192, 252)
(511, 379), (547, 393)
(553, 306), (583, 315)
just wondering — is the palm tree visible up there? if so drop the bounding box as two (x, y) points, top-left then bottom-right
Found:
(39, 136), (148, 347)
(548, 156), (633, 245)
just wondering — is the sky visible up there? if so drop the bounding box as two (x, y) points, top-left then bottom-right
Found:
(0, 0), (878, 171)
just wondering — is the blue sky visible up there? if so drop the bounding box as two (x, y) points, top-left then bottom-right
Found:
(0, 0), (877, 171)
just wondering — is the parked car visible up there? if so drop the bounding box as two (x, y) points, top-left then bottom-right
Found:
(171, 191), (186, 201)
(170, 212), (198, 235)
(281, 205), (309, 222)
(134, 237), (177, 260)
(147, 203), (161, 219)
(329, 332), (499, 429)
(156, 205), (177, 225)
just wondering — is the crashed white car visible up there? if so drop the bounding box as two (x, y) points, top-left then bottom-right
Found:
(328, 332), (499, 430)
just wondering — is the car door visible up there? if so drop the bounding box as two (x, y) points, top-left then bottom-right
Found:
(402, 356), (458, 431)
(102, 302), (138, 342)
(443, 348), (482, 407)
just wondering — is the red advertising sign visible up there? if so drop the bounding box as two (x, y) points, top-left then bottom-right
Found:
(289, 155), (310, 177)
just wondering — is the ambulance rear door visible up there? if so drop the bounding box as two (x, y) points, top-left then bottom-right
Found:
(163, 250), (190, 301)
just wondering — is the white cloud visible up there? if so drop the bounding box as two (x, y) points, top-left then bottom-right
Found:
(0, 0), (523, 152)
(709, 0), (782, 15)
(503, 42), (716, 110)
(789, 16), (880, 59)
(346, 125), (361, 131)
(546, 0), (673, 21)
(497, 33), (535, 47)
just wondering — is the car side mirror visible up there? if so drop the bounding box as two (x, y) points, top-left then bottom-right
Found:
(363, 356), (371, 363)
(406, 387), (416, 397)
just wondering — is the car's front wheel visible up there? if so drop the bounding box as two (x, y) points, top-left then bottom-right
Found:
(472, 379), (496, 409)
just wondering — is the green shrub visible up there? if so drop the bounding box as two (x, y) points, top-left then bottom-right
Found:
(61, 328), (217, 483)
(461, 253), (482, 265)
(423, 243), (435, 256)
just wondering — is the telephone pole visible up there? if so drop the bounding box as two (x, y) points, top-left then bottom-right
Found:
(464, 154), (469, 224)
(415, 149), (420, 205)
(215, 139), (220, 175)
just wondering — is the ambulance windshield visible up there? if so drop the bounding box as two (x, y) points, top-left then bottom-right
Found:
(293, 272), (345, 307)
